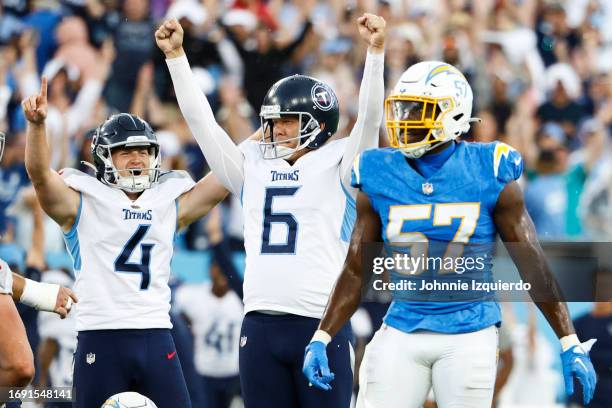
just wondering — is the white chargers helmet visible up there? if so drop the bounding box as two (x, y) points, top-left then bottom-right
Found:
(385, 61), (477, 158)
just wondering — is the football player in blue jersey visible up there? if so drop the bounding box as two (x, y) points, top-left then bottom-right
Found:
(303, 62), (597, 408)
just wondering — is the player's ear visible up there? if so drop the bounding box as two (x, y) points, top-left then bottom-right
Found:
(320, 122), (326, 131)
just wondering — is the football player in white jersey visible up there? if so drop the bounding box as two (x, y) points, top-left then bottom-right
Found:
(0, 130), (76, 393)
(157, 13), (385, 407)
(22, 78), (229, 408)
(175, 261), (243, 408)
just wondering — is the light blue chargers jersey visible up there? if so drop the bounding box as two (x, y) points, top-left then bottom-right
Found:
(352, 141), (523, 334)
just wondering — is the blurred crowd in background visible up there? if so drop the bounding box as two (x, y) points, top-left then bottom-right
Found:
(0, 0), (611, 407)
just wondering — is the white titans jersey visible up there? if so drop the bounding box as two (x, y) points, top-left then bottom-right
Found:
(175, 283), (243, 377)
(239, 138), (355, 318)
(38, 270), (77, 387)
(0, 258), (12, 295)
(61, 169), (195, 331)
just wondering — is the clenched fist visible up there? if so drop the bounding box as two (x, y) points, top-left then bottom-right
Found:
(357, 13), (386, 52)
(155, 19), (185, 59)
(54, 286), (78, 319)
(22, 77), (47, 125)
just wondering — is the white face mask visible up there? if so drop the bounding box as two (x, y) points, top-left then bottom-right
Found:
(97, 145), (161, 193)
(259, 112), (320, 160)
(116, 171), (153, 193)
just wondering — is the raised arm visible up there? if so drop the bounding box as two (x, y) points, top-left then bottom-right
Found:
(339, 14), (386, 189)
(177, 172), (229, 230)
(22, 78), (80, 232)
(156, 19), (244, 195)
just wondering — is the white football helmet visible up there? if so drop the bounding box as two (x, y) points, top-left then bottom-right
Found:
(385, 61), (477, 158)
(101, 391), (158, 407)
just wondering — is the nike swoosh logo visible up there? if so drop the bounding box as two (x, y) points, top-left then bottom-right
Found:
(167, 351), (177, 360)
(575, 357), (588, 372)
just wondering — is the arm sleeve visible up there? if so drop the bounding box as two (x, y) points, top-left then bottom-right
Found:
(210, 240), (244, 300)
(340, 51), (385, 191)
(166, 55), (245, 195)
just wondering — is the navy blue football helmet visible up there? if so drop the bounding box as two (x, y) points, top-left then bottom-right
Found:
(259, 75), (340, 159)
(91, 114), (161, 192)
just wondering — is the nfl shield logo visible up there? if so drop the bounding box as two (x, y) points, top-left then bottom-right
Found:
(86, 353), (96, 365)
(240, 336), (248, 348)
(422, 183), (434, 195)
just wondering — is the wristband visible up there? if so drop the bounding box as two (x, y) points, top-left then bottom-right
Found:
(560, 334), (581, 352)
(311, 330), (332, 346)
(20, 279), (59, 312)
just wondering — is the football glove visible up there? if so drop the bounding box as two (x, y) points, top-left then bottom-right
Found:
(561, 338), (597, 405)
(303, 341), (335, 391)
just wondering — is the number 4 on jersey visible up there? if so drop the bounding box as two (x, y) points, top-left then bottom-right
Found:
(114, 224), (154, 289)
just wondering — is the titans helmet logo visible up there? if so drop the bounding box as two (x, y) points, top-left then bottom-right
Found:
(311, 84), (335, 111)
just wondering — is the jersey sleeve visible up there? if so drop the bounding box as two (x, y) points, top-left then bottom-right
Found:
(0, 259), (13, 295)
(60, 168), (93, 192)
(238, 139), (259, 161)
(158, 170), (196, 199)
(491, 142), (523, 185)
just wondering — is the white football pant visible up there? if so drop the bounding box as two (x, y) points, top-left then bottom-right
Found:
(356, 324), (498, 408)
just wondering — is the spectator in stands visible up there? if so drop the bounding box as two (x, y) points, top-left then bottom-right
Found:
(524, 123), (569, 238)
(537, 63), (587, 149)
(223, 1), (315, 112)
(104, 0), (155, 111)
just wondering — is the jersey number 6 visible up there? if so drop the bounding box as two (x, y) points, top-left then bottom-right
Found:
(114, 224), (154, 289)
(261, 187), (299, 254)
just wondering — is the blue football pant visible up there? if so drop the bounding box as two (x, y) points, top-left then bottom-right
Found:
(239, 312), (353, 408)
(72, 329), (191, 408)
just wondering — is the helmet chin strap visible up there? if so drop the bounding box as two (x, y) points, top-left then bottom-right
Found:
(400, 140), (452, 159)
(267, 126), (321, 159)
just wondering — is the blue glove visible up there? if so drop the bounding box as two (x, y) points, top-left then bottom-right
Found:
(561, 338), (597, 405)
(303, 341), (335, 391)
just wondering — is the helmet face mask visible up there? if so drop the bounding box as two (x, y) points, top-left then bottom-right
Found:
(259, 109), (321, 159)
(385, 61), (474, 158)
(259, 75), (339, 160)
(91, 114), (161, 193)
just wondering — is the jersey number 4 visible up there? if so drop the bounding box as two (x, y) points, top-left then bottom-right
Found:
(114, 224), (154, 289)
(261, 187), (299, 254)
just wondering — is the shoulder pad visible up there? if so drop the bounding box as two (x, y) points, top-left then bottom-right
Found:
(350, 148), (391, 190)
(58, 168), (93, 180)
(492, 142), (523, 183)
(158, 170), (193, 183)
